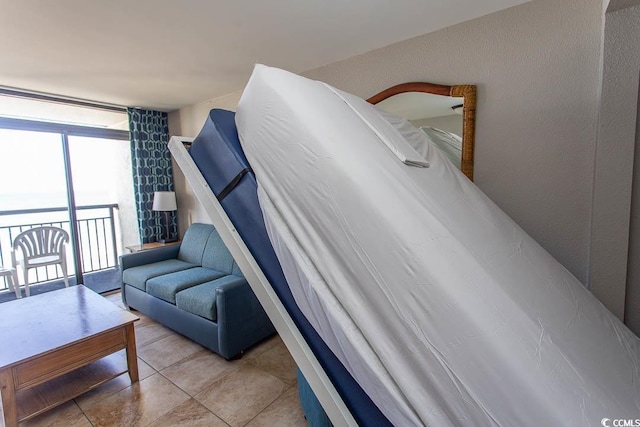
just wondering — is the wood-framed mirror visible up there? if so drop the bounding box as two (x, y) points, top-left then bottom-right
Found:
(367, 82), (477, 181)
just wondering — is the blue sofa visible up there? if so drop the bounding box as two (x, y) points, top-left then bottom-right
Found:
(120, 223), (275, 359)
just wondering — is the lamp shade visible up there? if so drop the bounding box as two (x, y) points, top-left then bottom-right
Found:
(152, 191), (177, 211)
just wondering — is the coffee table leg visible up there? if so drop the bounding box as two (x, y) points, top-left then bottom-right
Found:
(0, 368), (18, 427)
(124, 323), (139, 383)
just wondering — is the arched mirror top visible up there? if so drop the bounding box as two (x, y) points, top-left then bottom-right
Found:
(367, 82), (477, 181)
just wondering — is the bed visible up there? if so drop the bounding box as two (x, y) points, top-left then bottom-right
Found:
(170, 65), (640, 426)
(170, 110), (386, 426)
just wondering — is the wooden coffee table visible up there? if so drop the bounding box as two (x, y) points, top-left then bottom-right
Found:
(0, 285), (139, 426)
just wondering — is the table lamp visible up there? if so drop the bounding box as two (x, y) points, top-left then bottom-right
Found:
(152, 191), (177, 243)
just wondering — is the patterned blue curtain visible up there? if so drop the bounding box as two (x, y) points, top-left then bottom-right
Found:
(128, 108), (177, 243)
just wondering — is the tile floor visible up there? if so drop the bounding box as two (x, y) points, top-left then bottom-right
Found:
(3, 291), (307, 427)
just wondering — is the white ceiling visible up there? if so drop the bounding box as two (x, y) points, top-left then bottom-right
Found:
(0, 0), (528, 112)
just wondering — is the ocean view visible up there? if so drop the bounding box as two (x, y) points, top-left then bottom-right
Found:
(0, 189), (137, 278)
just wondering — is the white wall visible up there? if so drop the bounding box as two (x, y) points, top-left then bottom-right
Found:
(170, 0), (604, 285)
(627, 80), (640, 332)
(168, 90), (243, 137)
(609, 0), (640, 331)
(590, 1), (640, 319)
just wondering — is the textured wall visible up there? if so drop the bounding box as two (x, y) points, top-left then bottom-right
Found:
(627, 79), (640, 332)
(591, 2), (640, 319)
(168, 90), (243, 137)
(610, 1), (640, 330)
(169, 0), (604, 284)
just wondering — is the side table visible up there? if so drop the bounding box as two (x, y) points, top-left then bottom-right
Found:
(126, 240), (181, 253)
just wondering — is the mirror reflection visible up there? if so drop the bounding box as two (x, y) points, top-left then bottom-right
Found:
(367, 82), (476, 181)
(375, 92), (464, 168)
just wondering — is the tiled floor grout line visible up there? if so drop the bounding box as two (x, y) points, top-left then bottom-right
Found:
(243, 383), (297, 427)
(133, 318), (242, 426)
(72, 399), (95, 427)
(126, 296), (278, 426)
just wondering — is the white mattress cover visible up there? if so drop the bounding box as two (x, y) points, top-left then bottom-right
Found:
(236, 64), (640, 426)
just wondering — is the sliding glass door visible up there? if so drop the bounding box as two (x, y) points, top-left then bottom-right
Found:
(0, 117), (131, 295)
(0, 129), (75, 288)
(67, 135), (138, 293)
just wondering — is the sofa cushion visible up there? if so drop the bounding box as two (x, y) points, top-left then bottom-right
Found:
(178, 223), (216, 265)
(201, 229), (234, 274)
(175, 275), (247, 321)
(146, 267), (226, 304)
(123, 259), (196, 291)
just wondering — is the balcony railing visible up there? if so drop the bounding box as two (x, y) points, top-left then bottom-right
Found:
(0, 204), (120, 291)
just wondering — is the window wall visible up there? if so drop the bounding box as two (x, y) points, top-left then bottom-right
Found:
(0, 104), (135, 293)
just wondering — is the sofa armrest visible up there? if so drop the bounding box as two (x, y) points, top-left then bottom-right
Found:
(216, 279), (275, 359)
(120, 245), (181, 270)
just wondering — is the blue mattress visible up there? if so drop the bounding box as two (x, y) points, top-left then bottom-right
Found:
(189, 109), (391, 426)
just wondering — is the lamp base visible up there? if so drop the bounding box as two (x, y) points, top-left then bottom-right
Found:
(159, 210), (177, 245)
